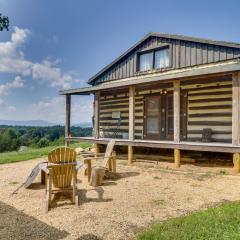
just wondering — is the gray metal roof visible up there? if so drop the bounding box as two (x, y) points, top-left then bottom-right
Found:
(87, 32), (240, 84)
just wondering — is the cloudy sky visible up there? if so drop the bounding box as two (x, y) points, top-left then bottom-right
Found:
(0, 0), (240, 124)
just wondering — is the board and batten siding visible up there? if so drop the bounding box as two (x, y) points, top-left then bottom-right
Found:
(93, 36), (240, 85)
(98, 75), (232, 143)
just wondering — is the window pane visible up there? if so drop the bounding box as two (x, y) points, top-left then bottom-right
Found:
(147, 117), (159, 134)
(147, 98), (159, 115)
(155, 48), (169, 69)
(139, 52), (153, 71)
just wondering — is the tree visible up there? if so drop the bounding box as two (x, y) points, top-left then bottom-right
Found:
(37, 137), (50, 148)
(0, 14), (9, 31)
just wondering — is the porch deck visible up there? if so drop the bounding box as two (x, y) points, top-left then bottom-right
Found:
(66, 137), (240, 153)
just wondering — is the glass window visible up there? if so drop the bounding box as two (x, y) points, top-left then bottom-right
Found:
(155, 48), (170, 69)
(139, 52), (153, 71)
(147, 98), (159, 115)
(147, 117), (159, 134)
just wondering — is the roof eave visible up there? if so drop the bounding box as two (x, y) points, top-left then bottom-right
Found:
(60, 59), (240, 95)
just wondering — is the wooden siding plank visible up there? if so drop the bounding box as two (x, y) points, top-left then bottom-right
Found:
(207, 45), (214, 63)
(180, 41), (186, 68)
(185, 42), (191, 67)
(196, 43), (202, 65)
(190, 42), (197, 65)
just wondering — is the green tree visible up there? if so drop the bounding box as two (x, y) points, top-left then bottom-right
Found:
(37, 137), (50, 148)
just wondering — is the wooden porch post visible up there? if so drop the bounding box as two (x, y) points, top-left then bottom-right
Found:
(65, 94), (71, 147)
(94, 91), (100, 154)
(94, 91), (100, 139)
(232, 72), (240, 146)
(232, 72), (240, 172)
(128, 86), (135, 164)
(173, 80), (181, 167)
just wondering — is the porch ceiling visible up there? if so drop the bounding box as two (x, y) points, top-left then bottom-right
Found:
(59, 59), (240, 96)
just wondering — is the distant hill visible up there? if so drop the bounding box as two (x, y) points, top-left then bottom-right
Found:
(0, 120), (92, 128)
(0, 120), (58, 127)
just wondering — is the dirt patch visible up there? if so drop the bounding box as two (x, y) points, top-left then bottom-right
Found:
(0, 158), (240, 240)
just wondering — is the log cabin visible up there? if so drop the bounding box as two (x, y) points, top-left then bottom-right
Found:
(60, 32), (240, 172)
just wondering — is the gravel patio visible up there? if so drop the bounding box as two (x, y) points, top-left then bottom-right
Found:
(1, 157), (240, 240)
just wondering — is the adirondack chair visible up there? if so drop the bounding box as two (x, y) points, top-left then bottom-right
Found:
(82, 140), (116, 187)
(45, 147), (79, 212)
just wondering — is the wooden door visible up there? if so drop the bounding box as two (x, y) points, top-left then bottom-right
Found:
(144, 93), (188, 141)
(144, 96), (161, 140)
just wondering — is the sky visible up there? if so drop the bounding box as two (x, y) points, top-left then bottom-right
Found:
(0, 0), (240, 125)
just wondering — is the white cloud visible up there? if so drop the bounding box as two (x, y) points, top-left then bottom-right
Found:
(0, 76), (25, 96)
(0, 27), (81, 90)
(0, 98), (16, 112)
(32, 60), (74, 89)
(27, 96), (93, 124)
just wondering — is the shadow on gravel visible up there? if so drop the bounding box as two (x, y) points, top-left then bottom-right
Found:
(77, 234), (103, 240)
(0, 201), (69, 240)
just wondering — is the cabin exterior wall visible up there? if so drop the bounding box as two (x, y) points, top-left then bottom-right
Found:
(98, 74), (233, 143)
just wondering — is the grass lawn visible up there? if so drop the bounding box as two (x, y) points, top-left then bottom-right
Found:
(0, 142), (91, 164)
(137, 201), (240, 240)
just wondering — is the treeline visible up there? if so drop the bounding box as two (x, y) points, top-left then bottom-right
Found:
(0, 125), (92, 153)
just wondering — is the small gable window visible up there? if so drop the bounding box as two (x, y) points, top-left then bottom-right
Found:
(155, 48), (169, 69)
(139, 52), (153, 71)
(138, 46), (170, 72)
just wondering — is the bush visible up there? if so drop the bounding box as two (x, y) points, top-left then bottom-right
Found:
(37, 137), (50, 148)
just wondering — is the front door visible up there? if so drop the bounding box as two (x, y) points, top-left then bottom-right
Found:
(144, 93), (187, 140)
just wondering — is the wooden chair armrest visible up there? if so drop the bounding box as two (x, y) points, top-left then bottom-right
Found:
(83, 157), (105, 161)
(81, 152), (105, 157)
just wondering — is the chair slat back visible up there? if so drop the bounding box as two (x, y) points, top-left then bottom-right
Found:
(102, 140), (115, 168)
(48, 147), (76, 188)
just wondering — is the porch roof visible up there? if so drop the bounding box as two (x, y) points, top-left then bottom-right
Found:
(59, 59), (240, 95)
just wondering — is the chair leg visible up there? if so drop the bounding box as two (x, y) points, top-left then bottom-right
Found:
(45, 174), (51, 213)
(72, 170), (76, 204)
(112, 151), (117, 173)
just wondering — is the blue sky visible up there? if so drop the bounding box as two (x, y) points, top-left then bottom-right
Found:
(0, 0), (239, 124)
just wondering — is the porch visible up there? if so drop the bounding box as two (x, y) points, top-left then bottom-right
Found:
(60, 60), (240, 172)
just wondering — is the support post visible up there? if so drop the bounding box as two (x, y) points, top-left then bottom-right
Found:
(65, 94), (71, 147)
(128, 145), (134, 164)
(94, 91), (100, 139)
(232, 72), (240, 146)
(173, 80), (180, 143)
(174, 149), (181, 168)
(128, 86), (135, 164)
(173, 80), (181, 167)
(233, 153), (240, 173)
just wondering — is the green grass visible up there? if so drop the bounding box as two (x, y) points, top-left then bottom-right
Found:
(137, 201), (240, 240)
(0, 142), (91, 164)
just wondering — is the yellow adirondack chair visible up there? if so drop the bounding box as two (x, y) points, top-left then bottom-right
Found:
(45, 147), (78, 212)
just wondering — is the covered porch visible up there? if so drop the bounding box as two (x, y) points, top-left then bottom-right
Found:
(60, 59), (240, 172)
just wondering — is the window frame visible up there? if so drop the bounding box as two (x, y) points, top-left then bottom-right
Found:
(137, 44), (172, 72)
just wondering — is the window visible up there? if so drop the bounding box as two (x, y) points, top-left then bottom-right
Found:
(139, 52), (153, 71)
(138, 47), (170, 71)
(155, 48), (169, 69)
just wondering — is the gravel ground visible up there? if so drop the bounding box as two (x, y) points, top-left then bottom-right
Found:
(0, 158), (240, 240)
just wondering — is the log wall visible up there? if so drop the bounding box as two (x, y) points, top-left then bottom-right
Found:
(99, 75), (232, 143)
